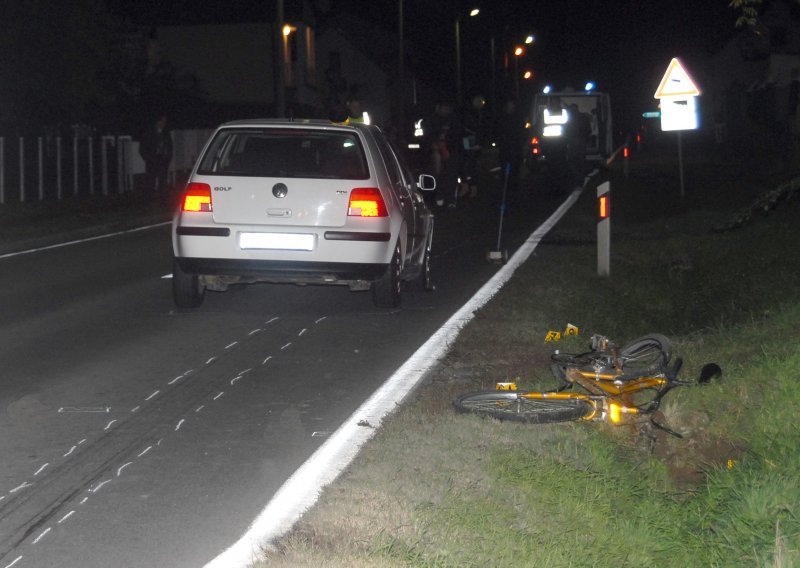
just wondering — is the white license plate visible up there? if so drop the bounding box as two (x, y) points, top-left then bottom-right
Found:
(239, 232), (315, 251)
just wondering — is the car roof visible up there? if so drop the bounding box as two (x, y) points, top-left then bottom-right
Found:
(218, 118), (373, 131)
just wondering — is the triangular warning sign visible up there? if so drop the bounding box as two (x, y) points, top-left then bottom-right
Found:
(654, 58), (700, 98)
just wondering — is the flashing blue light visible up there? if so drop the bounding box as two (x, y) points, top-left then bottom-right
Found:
(585, 82), (595, 92)
(543, 85), (552, 94)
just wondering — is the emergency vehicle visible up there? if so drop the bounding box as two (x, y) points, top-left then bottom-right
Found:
(529, 85), (613, 166)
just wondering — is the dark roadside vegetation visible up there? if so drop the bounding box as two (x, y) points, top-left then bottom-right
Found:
(255, 136), (800, 567)
(2, 135), (798, 566)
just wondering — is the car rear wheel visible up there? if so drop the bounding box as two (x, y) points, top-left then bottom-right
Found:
(372, 241), (402, 308)
(173, 259), (206, 308)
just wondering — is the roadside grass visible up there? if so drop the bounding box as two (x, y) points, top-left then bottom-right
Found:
(259, 161), (800, 566)
(0, 191), (175, 248)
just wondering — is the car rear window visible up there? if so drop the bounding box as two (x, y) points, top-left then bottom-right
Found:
(196, 128), (370, 180)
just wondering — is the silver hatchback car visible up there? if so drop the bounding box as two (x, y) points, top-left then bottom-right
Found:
(172, 119), (436, 308)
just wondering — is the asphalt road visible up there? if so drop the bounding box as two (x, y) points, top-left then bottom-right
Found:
(0, 187), (566, 567)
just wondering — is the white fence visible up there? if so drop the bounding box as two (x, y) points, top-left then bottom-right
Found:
(0, 129), (214, 204)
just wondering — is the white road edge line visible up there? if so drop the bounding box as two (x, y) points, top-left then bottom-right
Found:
(203, 188), (582, 568)
(0, 221), (172, 261)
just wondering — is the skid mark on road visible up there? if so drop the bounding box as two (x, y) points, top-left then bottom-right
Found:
(0, 314), (331, 566)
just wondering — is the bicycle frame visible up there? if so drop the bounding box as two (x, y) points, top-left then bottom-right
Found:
(518, 366), (674, 425)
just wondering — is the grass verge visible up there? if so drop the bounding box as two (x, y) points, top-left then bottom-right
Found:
(258, 154), (800, 567)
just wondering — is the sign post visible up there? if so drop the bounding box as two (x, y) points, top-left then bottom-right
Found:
(654, 58), (700, 198)
(597, 181), (610, 277)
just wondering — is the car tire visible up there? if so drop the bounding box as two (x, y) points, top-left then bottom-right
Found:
(372, 241), (402, 308)
(173, 258), (206, 308)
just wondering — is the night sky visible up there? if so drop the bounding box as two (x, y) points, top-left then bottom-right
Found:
(106, 0), (740, 129)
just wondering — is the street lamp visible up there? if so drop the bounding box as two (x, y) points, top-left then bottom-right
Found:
(456, 7), (480, 105)
(524, 35), (535, 45)
(513, 46), (524, 97)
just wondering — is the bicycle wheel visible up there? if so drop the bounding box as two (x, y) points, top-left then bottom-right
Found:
(453, 391), (595, 424)
(618, 334), (672, 376)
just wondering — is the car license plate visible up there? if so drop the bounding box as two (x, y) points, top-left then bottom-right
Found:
(239, 232), (315, 251)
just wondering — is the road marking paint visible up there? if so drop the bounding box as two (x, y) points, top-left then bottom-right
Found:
(225, 341), (238, 350)
(0, 221), (171, 261)
(230, 376), (242, 385)
(206, 357), (217, 365)
(266, 317), (279, 324)
(91, 480), (111, 493)
(32, 527), (51, 544)
(64, 445), (77, 457)
(80, 497), (89, 505)
(161, 273), (173, 279)
(262, 356), (272, 365)
(281, 343), (292, 350)
(117, 462), (133, 477)
(168, 375), (183, 385)
(58, 407), (110, 413)
(314, 316), (327, 324)
(249, 329), (262, 336)
(311, 431), (331, 438)
(298, 328), (307, 337)
(213, 392), (224, 401)
(239, 368), (252, 376)
(10, 482), (32, 494)
(196, 405), (205, 413)
(3, 555), (23, 568)
(58, 511), (76, 524)
(104, 419), (117, 431)
(157, 438), (163, 446)
(175, 419), (185, 431)
(131, 406), (141, 413)
(79, 438), (86, 445)
(137, 446), (153, 458)
(145, 390), (160, 401)
(33, 463), (49, 476)
(0, 495), (5, 502)
(202, 189), (583, 568)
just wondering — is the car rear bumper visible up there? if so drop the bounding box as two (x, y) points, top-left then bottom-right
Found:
(176, 257), (387, 283)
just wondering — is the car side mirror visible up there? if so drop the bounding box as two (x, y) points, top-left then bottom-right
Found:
(417, 174), (436, 191)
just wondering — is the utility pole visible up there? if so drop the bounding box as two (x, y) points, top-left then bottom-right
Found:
(398, 0), (405, 141)
(276, 0), (285, 118)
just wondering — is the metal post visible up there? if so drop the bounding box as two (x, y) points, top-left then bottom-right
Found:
(88, 137), (94, 195)
(19, 137), (25, 203)
(56, 136), (62, 200)
(38, 137), (44, 201)
(0, 137), (4, 204)
(101, 137), (108, 195)
(677, 131), (685, 198)
(73, 136), (79, 196)
(455, 17), (461, 105)
(597, 181), (611, 277)
(116, 137), (124, 193)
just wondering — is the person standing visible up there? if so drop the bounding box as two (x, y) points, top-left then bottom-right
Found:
(425, 100), (462, 207)
(496, 99), (525, 194)
(139, 113), (173, 195)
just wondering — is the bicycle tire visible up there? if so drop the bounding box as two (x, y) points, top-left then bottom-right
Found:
(453, 391), (595, 424)
(618, 334), (672, 376)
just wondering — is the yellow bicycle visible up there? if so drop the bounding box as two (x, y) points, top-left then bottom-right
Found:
(454, 334), (720, 436)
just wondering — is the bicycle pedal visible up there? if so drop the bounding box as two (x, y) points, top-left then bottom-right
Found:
(496, 382), (517, 391)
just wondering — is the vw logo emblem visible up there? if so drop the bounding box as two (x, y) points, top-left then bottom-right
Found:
(272, 183), (288, 198)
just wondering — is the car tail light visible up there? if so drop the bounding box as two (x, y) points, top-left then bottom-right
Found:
(348, 187), (387, 217)
(531, 136), (540, 155)
(182, 183), (212, 212)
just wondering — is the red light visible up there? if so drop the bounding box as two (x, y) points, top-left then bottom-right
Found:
(182, 183), (212, 212)
(531, 136), (540, 155)
(637, 134), (642, 143)
(623, 147), (630, 159)
(348, 187), (387, 217)
(598, 195), (610, 219)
